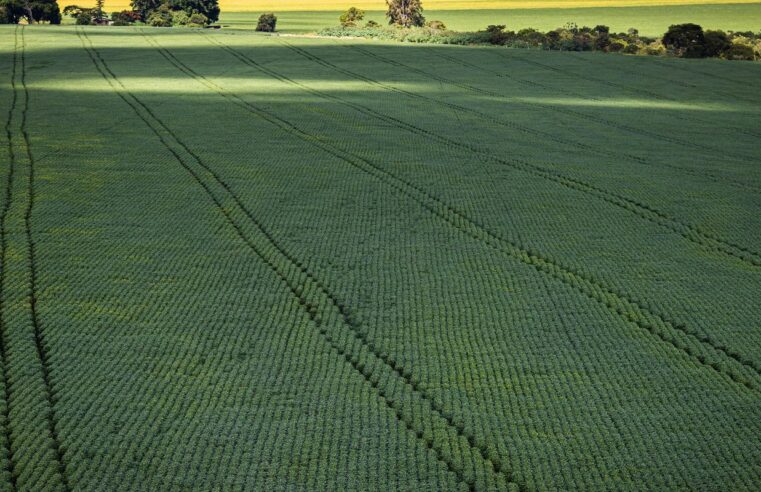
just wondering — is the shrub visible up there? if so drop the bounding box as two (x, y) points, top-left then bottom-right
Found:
(147, 5), (172, 26)
(594, 32), (611, 51)
(111, 10), (139, 25)
(339, 6), (364, 27)
(662, 23), (706, 58)
(516, 28), (545, 47)
(623, 41), (641, 54)
(725, 42), (756, 60)
(573, 31), (595, 51)
(75, 11), (92, 24)
(608, 39), (627, 52)
(188, 12), (207, 26)
(256, 12), (276, 32)
(644, 40), (666, 56)
(703, 30), (731, 57)
(172, 10), (189, 25)
(426, 20), (446, 30)
(482, 24), (509, 45)
(166, 0), (219, 24)
(365, 20), (379, 28)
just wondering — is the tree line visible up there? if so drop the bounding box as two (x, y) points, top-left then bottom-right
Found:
(1, 0), (219, 25)
(319, 5), (761, 62)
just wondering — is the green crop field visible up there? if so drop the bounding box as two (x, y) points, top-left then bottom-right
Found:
(2, 24), (761, 490)
(219, 4), (761, 36)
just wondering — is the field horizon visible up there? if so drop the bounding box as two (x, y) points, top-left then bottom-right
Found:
(101, 0), (761, 11)
(217, 4), (761, 35)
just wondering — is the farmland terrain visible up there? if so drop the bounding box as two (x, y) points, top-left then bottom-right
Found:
(1, 25), (761, 490)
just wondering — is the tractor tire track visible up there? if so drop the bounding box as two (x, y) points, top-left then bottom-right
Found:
(565, 52), (761, 105)
(0, 26), (20, 492)
(81, 28), (524, 492)
(271, 39), (761, 267)
(497, 49), (761, 139)
(1, 26), (69, 491)
(142, 35), (761, 394)
(20, 26), (71, 492)
(352, 44), (760, 165)
(424, 47), (761, 193)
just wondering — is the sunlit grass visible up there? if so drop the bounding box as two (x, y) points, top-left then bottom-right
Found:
(513, 96), (752, 112)
(29, 77), (432, 94)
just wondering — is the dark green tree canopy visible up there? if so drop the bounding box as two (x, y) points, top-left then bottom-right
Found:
(1, 0), (61, 24)
(385, 0), (424, 28)
(131, 0), (217, 23)
(662, 23), (706, 58)
(255, 12), (276, 32)
(129, 0), (161, 20)
(167, 0), (218, 23)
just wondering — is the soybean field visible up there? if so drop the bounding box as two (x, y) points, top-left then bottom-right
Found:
(1, 25), (761, 490)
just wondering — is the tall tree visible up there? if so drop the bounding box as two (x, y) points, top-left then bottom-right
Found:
(0, 0), (61, 23)
(167, 0), (218, 24)
(385, 0), (424, 28)
(94, 0), (103, 20)
(129, 0), (161, 21)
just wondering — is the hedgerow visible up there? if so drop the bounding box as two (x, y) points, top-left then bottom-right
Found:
(318, 22), (761, 60)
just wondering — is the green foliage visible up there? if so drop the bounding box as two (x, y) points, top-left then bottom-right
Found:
(703, 30), (732, 57)
(663, 23), (706, 58)
(130, 0), (161, 21)
(385, 0), (424, 28)
(74, 9), (90, 23)
(725, 41), (756, 60)
(147, 3), (171, 26)
(319, 18), (758, 62)
(130, 0), (216, 24)
(110, 9), (139, 25)
(188, 11), (206, 26)
(171, 8), (187, 25)
(256, 12), (276, 32)
(93, 0), (104, 21)
(483, 24), (510, 45)
(0, 0), (61, 23)
(339, 6), (363, 27)
(426, 19), (446, 30)
(167, 0), (217, 23)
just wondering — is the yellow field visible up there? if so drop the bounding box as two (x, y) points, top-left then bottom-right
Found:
(102, 0), (761, 12)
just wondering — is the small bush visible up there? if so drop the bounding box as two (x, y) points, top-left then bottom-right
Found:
(172, 10), (189, 26)
(644, 40), (666, 56)
(703, 30), (731, 57)
(76, 12), (93, 25)
(426, 20), (446, 30)
(622, 42), (641, 54)
(482, 24), (509, 45)
(340, 7), (364, 27)
(256, 13), (277, 32)
(188, 12), (208, 27)
(516, 28), (545, 47)
(608, 39), (627, 52)
(147, 5), (172, 27)
(725, 42), (756, 60)
(594, 32), (611, 51)
(365, 20), (379, 28)
(111, 10), (139, 25)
